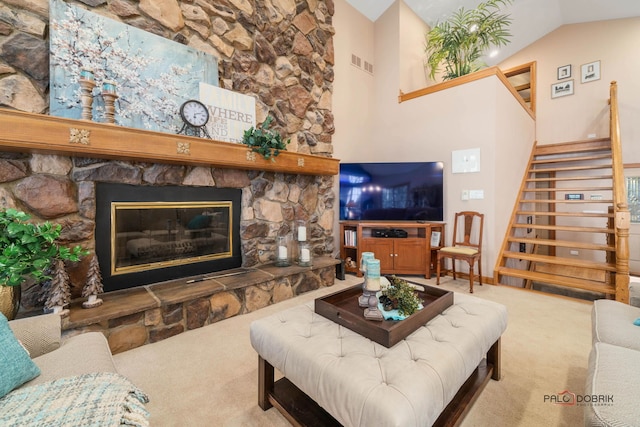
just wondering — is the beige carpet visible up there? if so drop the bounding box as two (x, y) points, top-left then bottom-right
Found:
(113, 275), (593, 426)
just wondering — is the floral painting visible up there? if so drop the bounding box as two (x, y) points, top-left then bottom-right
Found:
(49, 0), (218, 134)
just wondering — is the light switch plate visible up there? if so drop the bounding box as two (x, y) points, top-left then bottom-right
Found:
(469, 189), (484, 199)
(461, 190), (469, 200)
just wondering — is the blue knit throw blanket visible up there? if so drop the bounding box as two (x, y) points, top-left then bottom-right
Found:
(0, 372), (150, 426)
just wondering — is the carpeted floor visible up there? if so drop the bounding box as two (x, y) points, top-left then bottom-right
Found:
(113, 275), (593, 426)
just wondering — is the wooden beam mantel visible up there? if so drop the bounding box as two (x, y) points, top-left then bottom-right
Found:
(0, 108), (339, 176)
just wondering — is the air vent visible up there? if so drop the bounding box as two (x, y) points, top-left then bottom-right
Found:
(364, 61), (374, 74)
(351, 54), (362, 68)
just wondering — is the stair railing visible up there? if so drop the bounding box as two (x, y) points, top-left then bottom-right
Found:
(610, 81), (631, 303)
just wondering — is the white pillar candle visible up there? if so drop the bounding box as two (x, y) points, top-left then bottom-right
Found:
(365, 277), (381, 292)
(277, 245), (288, 259)
(88, 294), (97, 303)
(297, 226), (307, 241)
(300, 248), (310, 262)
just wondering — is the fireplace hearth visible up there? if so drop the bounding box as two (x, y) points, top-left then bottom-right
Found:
(95, 183), (242, 292)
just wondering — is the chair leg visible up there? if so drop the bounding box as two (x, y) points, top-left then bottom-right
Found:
(452, 259), (456, 280)
(469, 260), (474, 293)
(478, 256), (482, 286)
(436, 254), (442, 285)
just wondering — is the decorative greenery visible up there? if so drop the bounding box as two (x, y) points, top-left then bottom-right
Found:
(425, 0), (512, 81)
(241, 116), (290, 161)
(0, 208), (88, 287)
(381, 276), (422, 317)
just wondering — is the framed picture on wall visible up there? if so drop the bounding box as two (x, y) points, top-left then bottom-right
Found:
(557, 65), (571, 80)
(581, 61), (601, 83)
(551, 80), (574, 98)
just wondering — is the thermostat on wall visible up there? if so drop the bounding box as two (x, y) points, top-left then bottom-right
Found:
(565, 193), (584, 200)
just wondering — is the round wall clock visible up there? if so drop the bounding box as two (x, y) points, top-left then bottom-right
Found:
(178, 99), (211, 139)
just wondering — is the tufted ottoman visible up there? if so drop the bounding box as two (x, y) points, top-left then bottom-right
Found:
(250, 290), (508, 427)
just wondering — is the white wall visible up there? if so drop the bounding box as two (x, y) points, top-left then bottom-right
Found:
(499, 17), (640, 164)
(333, 0), (376, 162)
(398, 1), (430, 93)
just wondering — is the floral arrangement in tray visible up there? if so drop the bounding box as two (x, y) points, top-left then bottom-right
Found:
(378, 275), (423, 319)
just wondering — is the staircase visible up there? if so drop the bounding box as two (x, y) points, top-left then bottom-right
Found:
(495, 82), (631, 302)
(495, 139), (617, 297)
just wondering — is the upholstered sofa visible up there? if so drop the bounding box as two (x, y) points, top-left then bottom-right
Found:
(8, 313), (119, 387)
(585, 278), (640, 426)
(2, 313), (149, 425)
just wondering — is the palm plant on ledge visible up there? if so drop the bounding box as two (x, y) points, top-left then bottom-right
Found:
(425, 0), (513, 81)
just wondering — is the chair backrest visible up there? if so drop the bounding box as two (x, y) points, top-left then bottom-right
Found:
(451, 211), (484, 251)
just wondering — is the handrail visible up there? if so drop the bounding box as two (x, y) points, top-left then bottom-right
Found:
(610, 81), (630, 303)
(398, 66), (535, 120)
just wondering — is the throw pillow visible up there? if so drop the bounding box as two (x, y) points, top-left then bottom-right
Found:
(0, 313), (41, 398)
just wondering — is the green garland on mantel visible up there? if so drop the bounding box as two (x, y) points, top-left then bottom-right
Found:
(241, 116), (290, 161)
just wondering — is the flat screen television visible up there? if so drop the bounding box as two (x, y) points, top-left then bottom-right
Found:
(339, 162), (444, 222)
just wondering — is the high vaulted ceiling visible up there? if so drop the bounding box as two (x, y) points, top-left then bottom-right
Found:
(345, 0), (640, 64)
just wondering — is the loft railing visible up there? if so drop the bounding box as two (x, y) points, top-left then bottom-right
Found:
(398, 66), (535, 120)
(610, 81), (631, 302)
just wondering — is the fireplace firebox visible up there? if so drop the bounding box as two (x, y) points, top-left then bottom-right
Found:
(96, 183), (242, 292)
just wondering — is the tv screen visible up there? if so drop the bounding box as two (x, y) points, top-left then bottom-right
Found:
(339, 162), (444, 222)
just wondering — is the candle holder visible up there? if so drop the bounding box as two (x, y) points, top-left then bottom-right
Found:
(298, 241), (311, 267)
(363, 258), (383, 321)
(101, 80), (118, 124)
(275, 235), (291, 267)
(358, 252), (375, 307)
(78, 69), (96, 121)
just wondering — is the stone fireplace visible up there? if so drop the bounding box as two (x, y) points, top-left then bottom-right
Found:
(0, 0), (340, 352)
(0, 144), (340, 353)
(95, 183), (242, 292)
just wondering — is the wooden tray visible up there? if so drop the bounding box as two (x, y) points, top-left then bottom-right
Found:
(314, 281), (453, 348)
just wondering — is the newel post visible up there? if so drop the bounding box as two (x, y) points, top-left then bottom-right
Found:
(615, 204), (630, 303)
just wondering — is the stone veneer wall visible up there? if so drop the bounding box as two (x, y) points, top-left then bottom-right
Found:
(0, 0), (337, 309)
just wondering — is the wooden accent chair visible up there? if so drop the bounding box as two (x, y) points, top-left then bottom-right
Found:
(436, 211), (484, 293)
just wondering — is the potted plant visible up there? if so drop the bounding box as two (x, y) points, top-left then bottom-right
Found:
(241, 116), (290, 161)
(380, 276), (422, 317)
(425, 0), (512, 81)
(0, 208), (87, 319)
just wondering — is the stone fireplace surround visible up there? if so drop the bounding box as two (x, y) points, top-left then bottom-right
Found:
(6, 150), (340, 353)
(0, 112), (340, 355)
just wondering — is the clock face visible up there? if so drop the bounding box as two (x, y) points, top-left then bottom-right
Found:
(180, 100), (209, 127)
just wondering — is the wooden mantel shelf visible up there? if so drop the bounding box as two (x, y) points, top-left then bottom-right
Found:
(0, 108), (339, 176)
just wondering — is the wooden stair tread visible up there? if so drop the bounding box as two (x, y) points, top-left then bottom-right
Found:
(531, 153), (612, 164)
(496, 267), (615, 295)
(533, 139), (611, 155)
(526, 175), (612, 182)
(520, 199), (614, 204)
(507, 236), (614, 251)
(512, 223), (614, 233)
(522, 187), (612, 192)
(502, 251), (616, 271)
(531, 165), (611, 173)
(516, 211), (613, 218)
